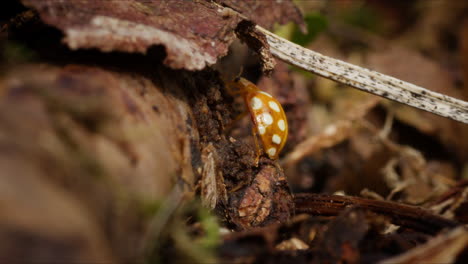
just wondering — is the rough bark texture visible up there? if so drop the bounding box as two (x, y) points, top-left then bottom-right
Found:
(0, 0), (304, 262)
(0, 63), (197, 261)
(19, 0), (304, 70)
(20, 0), (241, 70)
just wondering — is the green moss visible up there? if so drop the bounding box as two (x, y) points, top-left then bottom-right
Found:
(291, 12), (328, 46)
(196, 206), (220, 249)
(145, 199), (220, 264)
(340, 4), (381, 33)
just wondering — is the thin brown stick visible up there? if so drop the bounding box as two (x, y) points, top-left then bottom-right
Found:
(294, 194), (459, 234)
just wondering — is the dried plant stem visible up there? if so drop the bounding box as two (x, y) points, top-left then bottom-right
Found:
(256, 26), (468, 124)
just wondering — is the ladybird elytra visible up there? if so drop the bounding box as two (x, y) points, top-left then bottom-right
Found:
(228, 77), (288, 160)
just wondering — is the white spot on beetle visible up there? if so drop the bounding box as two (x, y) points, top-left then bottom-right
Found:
(251, 97), (263, 110)
(258, 125), (266, 135)
(272, 134), (281, 144)
(267, 147), (277, 157)
(277, 119), (285, 131)
(268, 101), (280, 112)
(257, 113), (273, 125)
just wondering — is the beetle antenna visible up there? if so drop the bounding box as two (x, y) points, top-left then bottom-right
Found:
(234, 66), (244, 82)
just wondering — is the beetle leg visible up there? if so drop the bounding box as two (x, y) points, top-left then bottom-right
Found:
(224, 82), (242, 96)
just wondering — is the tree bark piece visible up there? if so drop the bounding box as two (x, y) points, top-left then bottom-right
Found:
(19, 0), (303, 71)
(0, 63), (197, 261)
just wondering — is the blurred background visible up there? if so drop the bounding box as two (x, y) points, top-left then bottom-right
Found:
(262, 0), (468, 199)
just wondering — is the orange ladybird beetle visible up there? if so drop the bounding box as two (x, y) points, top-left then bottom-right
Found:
(228, 77), (288, 160)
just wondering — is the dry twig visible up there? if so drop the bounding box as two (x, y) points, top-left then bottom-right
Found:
(255, 26), (468, 124)
(294, 194), (459, 234)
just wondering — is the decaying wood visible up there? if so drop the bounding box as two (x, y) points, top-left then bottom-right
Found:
(0, 1), (305, 261)
(0, 60), (297, 260)
(0, 64), (197, 261)
(294, 194), (459, 234)
(18, 0), (242, 70)
(18, 0), (304, 71)
(227, 164), (293, 229)
(200, 143), (227, 209)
